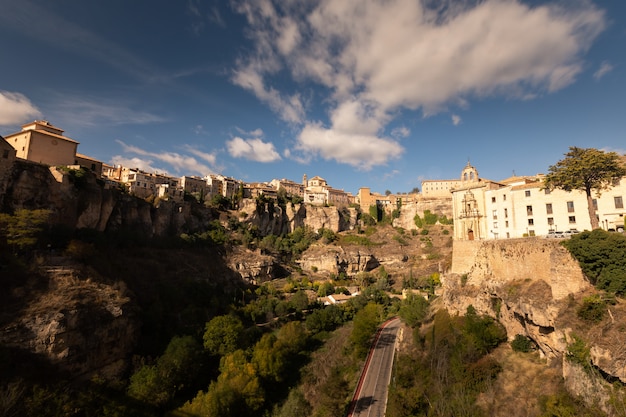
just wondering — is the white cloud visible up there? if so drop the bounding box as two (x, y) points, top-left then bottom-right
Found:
(593, 61), (614, 80)
(109, 155), (165, 174)
(115, 140), (215, 175)
(226, 137), (281, 162)
(0, 91), (41, 126)
(391, 127), (410, 138)
(452, 114), (462, 126)
(231, 64), (304, 124)
(294, 122), (403, 170)
(55, 96), (165, 126)
(184, 145), (218, 166)
(233, 0), (606, 168)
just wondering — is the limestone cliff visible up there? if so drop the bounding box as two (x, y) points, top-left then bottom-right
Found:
(1, 161), (219, 238)
(0, 257), (138, 380)
(444, 238), (626, 414)
(237, 198), (358, 235)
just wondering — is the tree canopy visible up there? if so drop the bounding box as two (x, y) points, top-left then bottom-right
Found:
(544, 147), (626, 229)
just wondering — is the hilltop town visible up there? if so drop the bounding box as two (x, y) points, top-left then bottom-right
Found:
(2, 120), (624, 240)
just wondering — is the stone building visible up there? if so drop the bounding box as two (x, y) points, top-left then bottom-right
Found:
(4, 120), (79, 166)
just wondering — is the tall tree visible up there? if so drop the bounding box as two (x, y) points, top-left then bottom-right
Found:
(544, 147), (626, 230)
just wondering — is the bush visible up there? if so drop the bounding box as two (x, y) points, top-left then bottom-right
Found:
(562, 229), (626, 295)
(577, 294), (607, 323)
(566, 334), (592, 372)
(511, 334), (533, 352)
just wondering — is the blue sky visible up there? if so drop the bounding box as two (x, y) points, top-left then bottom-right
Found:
(0, 0), (624, 195)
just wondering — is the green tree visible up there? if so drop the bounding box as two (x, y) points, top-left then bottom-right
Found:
(350, 302), (382, 358)
(398, 293), (429, 327)
(203, 315), (245, 356)
(544, 147), (626, 230)
(0, 209), (50, 252)
(128, 335), (202, 407)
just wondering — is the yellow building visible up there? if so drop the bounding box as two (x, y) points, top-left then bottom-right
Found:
(4, 120), (78, 166)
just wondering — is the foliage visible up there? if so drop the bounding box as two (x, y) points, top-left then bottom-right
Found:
(0, 209), (51, 252)
(562, 229), (626, 295)
(398, 293), (429, 327)
(338, 234), (377, 246)
(511, 334), (533, 352)
(369, 204), (380, 222)
(423, 210), (439, 225)
(413, 213), (423, 228)
(577, 294), (608, 323)
(209, 194), (231, 210)
(305, 304), (345, 333)
(271, 388), (312, 417)
(175, 350), (265, 417)
(203, 315), (245, 357)
(349, 302), (382, 358)
(128, 335), (203, 407)
(566, 334), (592, 372)
(387, 308), (507, 417)
(544, 147), (626, 229)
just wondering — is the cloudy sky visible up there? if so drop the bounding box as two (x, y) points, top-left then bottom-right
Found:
(0, 0), (624, 194)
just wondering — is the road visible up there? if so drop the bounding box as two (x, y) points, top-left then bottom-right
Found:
(347, 317), (402, 417)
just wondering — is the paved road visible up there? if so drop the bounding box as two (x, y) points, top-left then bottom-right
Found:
(347, 317), (402, 417)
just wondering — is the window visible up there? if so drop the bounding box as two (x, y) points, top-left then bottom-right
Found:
(569, 216), (576, 224)
(525, 190), (531, 197)
(615, 196), (624, 209)
(504, 208), (508, 218)
(567, 201), (575, 213)
(548, 217), (554, 225)
(505, 221), (509, 227)
(526, 205), (533, 216)
(491, 197), (496, 203)
(503, 195), (507, 201)
(528, 219), (534, 226)
(2, 149), (8, 158)
(546, 203), (553, 214)
(492, 210), (498, 219)
(493, 221), (498, 229)
(544, 188), (551, 195)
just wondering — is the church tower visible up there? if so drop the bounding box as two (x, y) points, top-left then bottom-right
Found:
(460, 161), (479, 184)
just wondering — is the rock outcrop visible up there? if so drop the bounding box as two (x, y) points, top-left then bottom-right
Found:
(237, 198), (358, 236)
(0, 257), (138, 380)
(444, 238), (626, 414)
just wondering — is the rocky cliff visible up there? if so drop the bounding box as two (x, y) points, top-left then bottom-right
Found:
(0, 256), (138, 381)
(444, 238), (626, 413)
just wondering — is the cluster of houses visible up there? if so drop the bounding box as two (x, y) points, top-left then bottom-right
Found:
(0, 120), (360, 206)
(1, 120), (625, 241)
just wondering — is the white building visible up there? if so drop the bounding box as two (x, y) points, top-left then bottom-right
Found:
(451, 162), (626, 240)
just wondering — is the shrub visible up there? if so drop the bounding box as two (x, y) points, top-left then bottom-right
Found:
(511, 334), (533, 352)
(562, 229), (626, 295)
(577, 294), (606, 323)
(566, 334), (592, 372)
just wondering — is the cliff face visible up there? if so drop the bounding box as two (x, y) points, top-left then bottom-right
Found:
(0, 257), (138, 380)
(1, 161), (218, 238)
(237, 198), (358, 235)
(444, 238), (626, 413)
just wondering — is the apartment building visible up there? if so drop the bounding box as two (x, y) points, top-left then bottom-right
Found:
(451, 163), (626, 240)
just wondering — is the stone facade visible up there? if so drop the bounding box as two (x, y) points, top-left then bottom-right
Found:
(4, 120), (79, 166)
